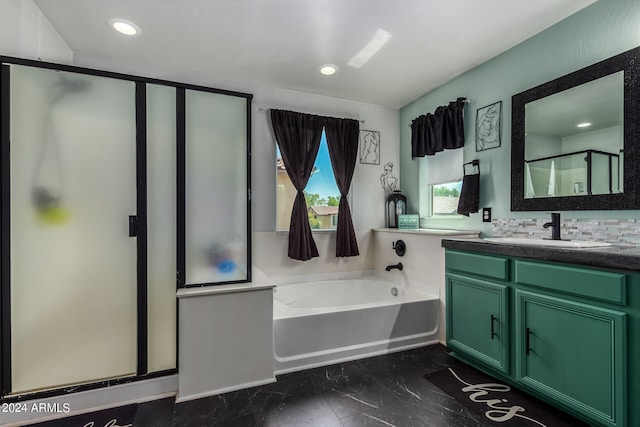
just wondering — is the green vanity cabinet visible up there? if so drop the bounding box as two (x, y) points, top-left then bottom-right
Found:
(444, 248), (634, 427)
(445, 250), (510, 373)
(516, 290), (626, 427)
(446, 274), (509, 374)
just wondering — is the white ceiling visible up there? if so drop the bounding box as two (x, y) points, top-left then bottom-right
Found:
(34, 0), (596, 109)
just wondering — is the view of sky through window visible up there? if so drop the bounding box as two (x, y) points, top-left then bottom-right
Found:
(276, 133), (340, 202)
(276, 132), (341, 230)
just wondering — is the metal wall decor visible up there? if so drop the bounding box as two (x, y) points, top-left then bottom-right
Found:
(476, 101), (502, 152)
(359, 129), (380, 164)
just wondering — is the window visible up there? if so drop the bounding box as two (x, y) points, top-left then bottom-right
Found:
(276, 132), (342, 231)
(419, 148), (464, 218)
(431, 180), (463, 216)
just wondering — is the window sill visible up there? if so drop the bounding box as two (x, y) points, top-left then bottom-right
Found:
(275, 229), (337, 234)
(423, 215), (466, 220)
(372, 228), (479, 237)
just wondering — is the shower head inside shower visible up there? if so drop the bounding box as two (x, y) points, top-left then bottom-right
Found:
(48, 75), (92, 106)
(32, 186), (60, 212)
(58, 76), (91, 92)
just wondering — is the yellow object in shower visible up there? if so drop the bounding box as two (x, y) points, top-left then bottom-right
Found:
(37, 206), (70, 225)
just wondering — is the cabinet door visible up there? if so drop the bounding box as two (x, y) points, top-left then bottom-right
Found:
(446, 273), (509, 374)
(516, 290), (626, 427)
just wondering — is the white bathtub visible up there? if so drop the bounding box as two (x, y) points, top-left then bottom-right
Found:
(272, 271), (440, 374)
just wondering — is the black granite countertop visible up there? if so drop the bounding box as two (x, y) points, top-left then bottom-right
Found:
(442, 238), (640, 271)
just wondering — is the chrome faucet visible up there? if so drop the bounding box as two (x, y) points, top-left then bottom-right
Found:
(385, 263), (403, 271)
(543, 212), (561, 240)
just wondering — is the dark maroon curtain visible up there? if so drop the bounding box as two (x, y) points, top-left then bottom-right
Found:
(411, 97), (466, 157)
(324, 117), (360, 257)
(270, 109), (323, 260)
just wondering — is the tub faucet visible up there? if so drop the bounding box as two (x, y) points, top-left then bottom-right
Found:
(543, 212), (561, 240)
(385, 263), (403, 271)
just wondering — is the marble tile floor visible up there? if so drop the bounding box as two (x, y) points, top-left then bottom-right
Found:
(139, 344), (495, 427)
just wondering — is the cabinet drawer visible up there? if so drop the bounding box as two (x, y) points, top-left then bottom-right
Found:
(446, 250), (508, 281)
(515, 260), (626, 305)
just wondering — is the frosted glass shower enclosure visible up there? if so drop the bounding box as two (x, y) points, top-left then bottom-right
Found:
(182, 89), (249, 286)
(0, 58), (251, 398)
(525, 149), (621, 198)
(6, 64), (138, 394)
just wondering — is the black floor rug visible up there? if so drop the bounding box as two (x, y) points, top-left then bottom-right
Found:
(425, 362), (589, 427)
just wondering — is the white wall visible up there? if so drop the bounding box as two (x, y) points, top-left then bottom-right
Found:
(0, 4), (403, 422)
(249, 78), (399, 276)
(2, 0), (400, 277)
(1, 0), (401, 282)
(525, 134), (562, 160)
(0, 5), (169, 424)
(0, 0), (72, 63)
(73, 53), (401, 277)
(562, 125), (622, 154)
(370, 229), (480, 342)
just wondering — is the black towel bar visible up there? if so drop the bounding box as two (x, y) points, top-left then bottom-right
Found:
(463, 159), (480, 175)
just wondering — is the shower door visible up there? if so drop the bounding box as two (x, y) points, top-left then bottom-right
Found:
(5, 64), (138, 394)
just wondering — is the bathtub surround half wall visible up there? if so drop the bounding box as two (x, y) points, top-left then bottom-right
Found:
(176, 269), (276, 402)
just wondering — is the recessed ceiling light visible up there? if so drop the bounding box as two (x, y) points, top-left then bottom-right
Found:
(109, 18), (141, 36)
(576, 122), (592, 128)
(319, 64), (339, 76)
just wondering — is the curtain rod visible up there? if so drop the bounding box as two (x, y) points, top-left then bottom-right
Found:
(258, 106), (365, 124)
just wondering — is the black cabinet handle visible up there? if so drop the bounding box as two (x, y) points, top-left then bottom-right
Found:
(490, 315), (497, 339)
(526, 327), (533, 355)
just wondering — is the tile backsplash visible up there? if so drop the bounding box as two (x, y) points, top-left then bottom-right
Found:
(492, 218), (640, 246)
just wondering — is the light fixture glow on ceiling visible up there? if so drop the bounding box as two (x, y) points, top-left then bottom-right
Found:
(348, 29), (392, 69)
(319, 64), (339, 76)
(576, 122), (592, 128)
(109, 18), (141, 36)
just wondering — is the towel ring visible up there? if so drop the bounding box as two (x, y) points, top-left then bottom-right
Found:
(463, 159), (480, 175)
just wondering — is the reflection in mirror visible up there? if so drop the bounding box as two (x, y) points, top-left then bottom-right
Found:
(524, 72), (623, 198)
(511, 45), (640, 211)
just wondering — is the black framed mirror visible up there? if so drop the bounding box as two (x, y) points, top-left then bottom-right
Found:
(511, 46), (640, 211)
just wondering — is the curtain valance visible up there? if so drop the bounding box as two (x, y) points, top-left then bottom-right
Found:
(411, 97), (467, 157)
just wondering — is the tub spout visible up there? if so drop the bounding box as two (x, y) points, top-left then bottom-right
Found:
(385, 263), (403, 271)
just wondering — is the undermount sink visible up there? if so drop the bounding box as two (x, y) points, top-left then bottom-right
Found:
(483, 237), (612, 248)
